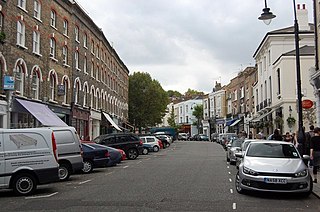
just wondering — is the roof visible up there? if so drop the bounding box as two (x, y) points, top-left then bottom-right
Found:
(253, 23), (314, 58)
(273, 45), (314, 65)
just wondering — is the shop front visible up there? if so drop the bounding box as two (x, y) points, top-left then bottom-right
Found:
(90, 110), (101, 140)
(71, 104), (90, 140)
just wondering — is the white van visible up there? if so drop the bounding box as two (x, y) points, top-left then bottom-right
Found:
(0, 128), (59, 195)
(44, 127), (83, 181)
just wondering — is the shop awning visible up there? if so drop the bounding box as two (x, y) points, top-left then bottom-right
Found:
(16, 98), (68, 127)
(230, 119), (241, 127)
(102, 112), (122, 131)
(226, 119), (237, 126)
(251, 108), (276, 122)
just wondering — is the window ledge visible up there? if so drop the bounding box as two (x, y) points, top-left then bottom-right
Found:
(62, 103), (70, 107)
(51, 26), (57, 30)
(33, 17), (42, 23)
(63, 64), (70, 68)
(83, 106), (89, 109)
(63, 34), (69, 39)
(32, 52), (42, 57)
(17, 6), (28, 13)
(49, 99), (58, 104)
(31, 98), (42, 102)
(76, 68), (81, 71)
(50, 56), (58, 62)
(84, 72), (88, 75)
(91, 76), (95, 79)
(76, 40), (80, 44)
(83, 46), (88, 49)
(16, 44), (28, 50)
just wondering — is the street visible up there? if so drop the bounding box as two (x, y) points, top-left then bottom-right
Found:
(0, 141), (319, 211)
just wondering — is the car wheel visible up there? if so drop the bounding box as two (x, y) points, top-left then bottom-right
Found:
(59, 163), (71, 181)
(82, 160), (93, 173)
(235, 171), (245, 194)
(127, 148), (138, 160)
(153, 146), (159, 152)
(166, 142), (170, 148)
(302, 176), (313, 197)
(142, 148), (149, 155)
(12, 173), (37, 196)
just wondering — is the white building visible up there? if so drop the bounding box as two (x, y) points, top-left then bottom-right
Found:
(252, 4), (316, 135)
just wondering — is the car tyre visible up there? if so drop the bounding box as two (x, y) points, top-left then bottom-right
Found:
(127, 148), (138, 160)
(12, 173), (37, 196)
(302, 176), (313, 197)
(227, 156), (230, 162)
(235, 171), (245, 194)
(153, 146), (159, 152)
(142, 148), (149, 155)
(59, 163), (71, 181)
(82, 160), (93, 173)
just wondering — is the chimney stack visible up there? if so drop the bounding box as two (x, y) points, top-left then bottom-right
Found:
(297, 4), (310, 31)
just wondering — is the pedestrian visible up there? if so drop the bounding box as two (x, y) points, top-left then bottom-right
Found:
(270, 129), (283, 141)
(305, 125), (315, 156)
(310, 127), (320, 183)
(249, 131), (253, 139)
(283, 132), (292, 142)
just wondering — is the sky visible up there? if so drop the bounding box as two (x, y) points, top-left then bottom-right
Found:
(75, 0), (314, 94)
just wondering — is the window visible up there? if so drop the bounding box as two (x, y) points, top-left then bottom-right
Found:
(32, 31), (40, 54)
(90, 92), (94, 108)
(91, 61), (94, 77)
(18, 0), (26, 10)
(31, 70), (40, 99)
(83, 56), (87, 73)
(83, 33), (87, 47)
(63, 79), (68, 104)
(277, 68), (281, 95)
(75, 82), (80, 104)
(96, 65), (99, 80)
(83, 84), (88, 107)
(17, 21), (25, 46)
(50, 10), (56, 28)
(33, 0), (41, 20)
(50, 38), (56, 58)
(240, 86), (244, 98)
(0, 12), (3, 31)
(62, 46), (68, 65)
(91, 40), (94, 54)
(63, 19), (68, 36)
(269, 76), (272, 102)
(49, 73), (56, 100)
(75, 51), (79, 70)
(75, 26), (79, 42)
(15, 65), (24, 95)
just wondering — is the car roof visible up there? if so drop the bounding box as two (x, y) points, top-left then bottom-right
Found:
(248, 140), (292, 145)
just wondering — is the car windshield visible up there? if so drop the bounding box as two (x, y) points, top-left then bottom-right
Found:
(246, 143), (300, 158)
(231, 139), (242, 147)
(242, 141), (252, 151)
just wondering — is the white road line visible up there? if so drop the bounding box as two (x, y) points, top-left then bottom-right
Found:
(227, 166), (230, 169)
(233, 203), (237, 210)
(25, 192), (58, 199)
(123, 166), (129, 169)
(146, 158), (150, 161)
(79, 179), (92, 185)
(230, 189), (233, 194)
(153, 156), (157, 158)
(228, 172), (231, 175)
(105, 171), (114, 176)
(229, 178), (232, 182)
(136, 161), (142, 164)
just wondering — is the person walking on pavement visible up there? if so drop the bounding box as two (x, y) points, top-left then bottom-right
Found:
(283, 132), (292, 142)
(305, 125), (315, 156)
(310, 127), (320, 183)
(270, 129), (283, 141)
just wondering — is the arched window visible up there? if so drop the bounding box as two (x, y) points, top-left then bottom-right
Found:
(17, 21), (25, 46)
(50, 38), (56, 58)
(15, 63), (25, 95)
(63, 77), (69, 104)
(83, 82), (88, 107)
(62, 45), (68, 65)
(49, 73), (56, 100)
(31, 68), (41, 100)
(75, 82), (80, 104)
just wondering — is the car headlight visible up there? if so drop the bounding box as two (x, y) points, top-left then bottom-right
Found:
(295, 170), (307, 177)
(243, 166), (259, 176)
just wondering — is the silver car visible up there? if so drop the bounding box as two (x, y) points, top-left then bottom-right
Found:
(235, 140), (312, 196)
(226, 138), (243, 165)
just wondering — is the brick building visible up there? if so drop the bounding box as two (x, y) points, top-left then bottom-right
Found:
(0, 0), (129, 139)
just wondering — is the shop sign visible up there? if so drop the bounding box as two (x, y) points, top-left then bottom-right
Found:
(3, 76), (14, 90)
(302, 99), (313, 109)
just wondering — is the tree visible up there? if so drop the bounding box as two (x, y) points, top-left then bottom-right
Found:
(128, 72), (169, 132)
(192, 104), (203, 134)
(167, 90), (182, 98)
(185, 88), (204, 97)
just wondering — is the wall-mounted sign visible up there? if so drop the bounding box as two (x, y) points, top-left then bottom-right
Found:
(302, 99), (313, 109)
(57, 85), (65, 96)
(3, 76), (15, 90)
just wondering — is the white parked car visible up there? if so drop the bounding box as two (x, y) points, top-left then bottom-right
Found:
(140, 136), (161, 152)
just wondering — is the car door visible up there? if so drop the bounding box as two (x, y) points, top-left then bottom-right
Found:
(0, 134), (4, 186)
(101, 136), (116, 147)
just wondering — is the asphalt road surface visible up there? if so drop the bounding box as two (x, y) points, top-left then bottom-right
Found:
(0, 141), (319, 211)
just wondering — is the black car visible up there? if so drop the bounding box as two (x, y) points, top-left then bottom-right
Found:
(93, 133), (143, 160)
(81, 143), (110, 173)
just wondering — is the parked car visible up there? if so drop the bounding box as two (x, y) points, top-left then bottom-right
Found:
(44, 126), (83, 181)
(235, 140), (313, 196)
(93, 133), (144, 160)
(140, 136), (161, 152)
(81, 143), (110, 173)
(0, 128), (59, 195)
(236, 139), (255, 168)
(218, 133), (237, 145)
(155, 135), (171, 148)
(226, 138), (243, 165)
(117, 148), (127, 161)
(192, 134), (209, 141)
(178, 133), (189, 141)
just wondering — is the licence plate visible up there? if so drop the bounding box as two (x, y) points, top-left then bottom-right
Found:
(264, 178), (287, 184)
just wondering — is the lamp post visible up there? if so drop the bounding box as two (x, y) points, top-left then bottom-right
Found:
(258, 0), (305, 146)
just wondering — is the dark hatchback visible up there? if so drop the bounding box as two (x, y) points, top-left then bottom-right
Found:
(81, 143), (110, 173)
(93, 133), (144, 160)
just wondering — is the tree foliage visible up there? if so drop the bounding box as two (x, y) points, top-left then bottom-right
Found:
(185, 88), (204, 97)
(167, 90), (182, 98)
(128, 72), (169, 131)
(192, 104), (203, 133)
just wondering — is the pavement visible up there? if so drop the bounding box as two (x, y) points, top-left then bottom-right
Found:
(313, 181), (320, 198)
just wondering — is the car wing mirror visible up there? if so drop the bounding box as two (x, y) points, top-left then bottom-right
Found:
(235, 152), (243, 158)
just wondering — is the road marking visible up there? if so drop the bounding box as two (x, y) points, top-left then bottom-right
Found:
(230, 189), (233, 194)
(123, 166), (129, 169)
(228, 172), (231, 175)
(154, 156), (157, 158)
(79, 179), (92, 185)
(146, 158), (150, 161)
(25, 192), (58, 199)
(233, 203), (237, 210)
(136, 161), (142, 164)
(227, 166), (230, 169)
(229, 178), (232, 182)
(105, 171), (114, 176)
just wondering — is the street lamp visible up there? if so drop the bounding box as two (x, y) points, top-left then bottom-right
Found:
(258, 0), (305, 146)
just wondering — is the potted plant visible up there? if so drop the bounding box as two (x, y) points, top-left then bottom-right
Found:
(286, 116), (296, 127)
(0, 32), (6, 43)
(274, 116), (284, 125)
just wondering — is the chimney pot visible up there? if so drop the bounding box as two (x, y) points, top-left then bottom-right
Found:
(297, 4), (300, 10)
(303, 4), (306, 9)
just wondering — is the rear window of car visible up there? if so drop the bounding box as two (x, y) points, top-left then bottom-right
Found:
(246, 143), (299, 158)
(231, 140), (242, 147)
